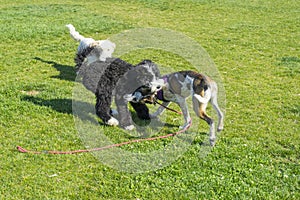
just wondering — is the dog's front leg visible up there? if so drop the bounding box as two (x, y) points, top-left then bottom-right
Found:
(176, 95), (191, 129)
(130, 102), (151, 120)
(95, 94), (119, 126)
(115, 94), (134, 130)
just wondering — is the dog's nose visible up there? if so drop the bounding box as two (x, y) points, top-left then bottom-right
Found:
(156, 85), (161, 89)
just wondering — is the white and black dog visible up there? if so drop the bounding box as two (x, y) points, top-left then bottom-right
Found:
(66, 24), (116, 72)
(138, 71), (224, 146)
(77, 48), (163, 130)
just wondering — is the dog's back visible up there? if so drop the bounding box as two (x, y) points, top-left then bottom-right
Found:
(181, 71), (211, 96)
(164, 70), (210, 99)
(95, 58), (134, 95)
(78, 60), (109, 94)
(78, 56), (133, 94)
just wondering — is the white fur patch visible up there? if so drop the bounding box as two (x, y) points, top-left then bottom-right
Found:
(150, 79), (165, 92)
(66, 24), (85, 42)
(107, 117), (119, 126)
(124, 125), (135, 130)
(78, 38), (95, 52)
(123, 94), (136, 102)
(99, 40), (116, 61)
(193, 88), (211, 104)
(66, 24), (115, 62)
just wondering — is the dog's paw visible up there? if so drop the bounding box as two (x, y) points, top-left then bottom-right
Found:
(217, 126), (224, 132)
(106, 117), (119, 126)
(179, 120), (192, 130)
(124, 125), (135, 131)
(179, 123), (189, 130)
(209, 138), (216, 146)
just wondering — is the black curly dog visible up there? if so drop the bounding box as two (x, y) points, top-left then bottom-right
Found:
(77, 48), (162, 130)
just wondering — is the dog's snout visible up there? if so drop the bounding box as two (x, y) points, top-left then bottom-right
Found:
(156, 85), (161, 89)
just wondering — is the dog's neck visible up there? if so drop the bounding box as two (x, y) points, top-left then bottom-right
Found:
(156, 76), (169, 102)
(162, 75), (168, 84)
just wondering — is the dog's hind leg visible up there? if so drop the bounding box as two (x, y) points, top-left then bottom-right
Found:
(192, 96), (216, 146)
(210, 82), (224, 132)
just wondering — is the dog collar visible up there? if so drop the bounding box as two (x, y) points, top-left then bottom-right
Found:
(156, 76), (170, 102)
(162, 75), (168, 84)
(156, 90), (164, 101)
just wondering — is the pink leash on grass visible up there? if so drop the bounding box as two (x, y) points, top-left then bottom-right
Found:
(17, 101), (190, 154)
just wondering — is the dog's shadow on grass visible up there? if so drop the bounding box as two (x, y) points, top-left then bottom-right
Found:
(34, 57), (76, 81)
(21, 96), (98, 123)
(22, 95), (201, 142)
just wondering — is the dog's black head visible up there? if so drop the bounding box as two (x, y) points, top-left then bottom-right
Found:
(121, 60), (164, 104)
(122, 60), (164, 103)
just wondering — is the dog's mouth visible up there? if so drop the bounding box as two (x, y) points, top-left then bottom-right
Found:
(126, 83), (162, 104)
(134, 92), (157, 104)
(124, 78), (165, 104)
(130, 88), (157, 104)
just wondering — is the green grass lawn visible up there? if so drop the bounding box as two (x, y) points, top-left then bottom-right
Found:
(0, 0), (299, 199)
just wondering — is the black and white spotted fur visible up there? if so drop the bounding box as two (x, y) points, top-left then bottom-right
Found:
(137, 71), (224, 146)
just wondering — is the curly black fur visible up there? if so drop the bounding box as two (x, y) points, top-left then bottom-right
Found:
(78, 49), (160, 128)
(94, 58), (134, 124)
(114, 60), (160, 127)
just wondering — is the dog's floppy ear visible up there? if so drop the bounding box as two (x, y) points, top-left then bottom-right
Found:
(136, 59), (161, 81)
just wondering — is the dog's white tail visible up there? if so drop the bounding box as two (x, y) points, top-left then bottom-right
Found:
(193, 88), (211, 104)
(66, 24), (85, 42)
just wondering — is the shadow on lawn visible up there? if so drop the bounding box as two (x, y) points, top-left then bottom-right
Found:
(21, 96), (97, 123)
(21, 95), (180, 132)
(34, 57), (76, 81)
